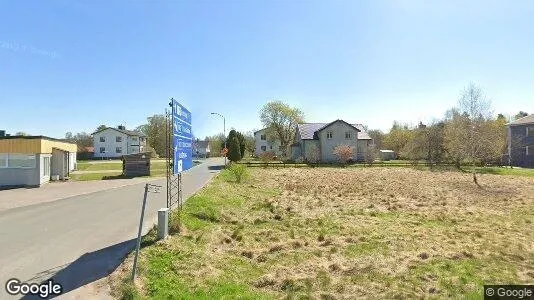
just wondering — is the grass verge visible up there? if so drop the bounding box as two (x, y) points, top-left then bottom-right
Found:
(110, 167), (534, 299)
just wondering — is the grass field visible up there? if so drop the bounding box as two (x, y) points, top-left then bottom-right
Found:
(110, 167), (534, 299)
(76, 161), (168, 171)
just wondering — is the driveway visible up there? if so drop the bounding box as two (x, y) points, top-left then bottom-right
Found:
(0, 157), (224, 299)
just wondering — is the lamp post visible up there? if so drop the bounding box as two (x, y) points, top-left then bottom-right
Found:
(211, 112), (226, 166)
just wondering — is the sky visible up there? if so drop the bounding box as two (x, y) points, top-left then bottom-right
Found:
(1, 0), (533, 139)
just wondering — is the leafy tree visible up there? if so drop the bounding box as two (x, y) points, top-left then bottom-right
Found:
(65, 132), (93, 150)
(15, 132), (28, 136)
(382, 121), (414, 157)
(367, 129), (384, 149)
(227, 136), (242, 162)
(514, 111), (528, 120)
(333, 145), (354, 164)
(206, 133), (225, 157)
(243, 131), (255, 156)
(137, 114), (171, 157)
(96, 124), (107, 132)
(260, 100), (304, 157)
(401, 121), (445, 168)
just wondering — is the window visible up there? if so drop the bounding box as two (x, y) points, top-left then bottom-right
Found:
(527, 145), (533, 156)
(100, 136), (105, 142)
(100, 147), (106, 153)
(116, 147), (122, 153)
(116, 136), (122, 142)
(270, 145), (273, 150)
(43, 157), (50, 176)
(527, 127), (534, 136)
(0, 154), (7, 168)
(261, 146), (267, 151)
(6, 154), (36, 168)
(327, 131), (333, 139)
(132, 137), (138, 142)
(260, 134), (266, 140)
(345, 132), (352, 139)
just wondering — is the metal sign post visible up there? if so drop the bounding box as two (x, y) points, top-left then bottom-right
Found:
(132, 183), (161, 281)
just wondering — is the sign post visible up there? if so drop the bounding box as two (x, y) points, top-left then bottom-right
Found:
(171, 98), (193, 174)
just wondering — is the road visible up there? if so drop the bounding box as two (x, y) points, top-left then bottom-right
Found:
(0, 157), (224, 299)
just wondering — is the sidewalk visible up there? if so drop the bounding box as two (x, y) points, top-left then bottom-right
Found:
(0, 177), (160, 212)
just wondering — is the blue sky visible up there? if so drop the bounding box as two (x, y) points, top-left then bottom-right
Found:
(1, 0), (533, 139)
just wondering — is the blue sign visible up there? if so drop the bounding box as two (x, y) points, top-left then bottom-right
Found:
(172, 99), (193, 173)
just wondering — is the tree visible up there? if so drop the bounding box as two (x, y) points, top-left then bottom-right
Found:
(382, 121), (414, 157)
(401, 121), (445, 168)
(15, 132), (28, 136)
(444, 83), (501, 185)
(243, 131), (255, 156)
(367, 129), (384, 149)
(514, 111), (528, 120)
(227, 136), (242, 162)
(137, 114), (171, 157)
(306, 144), (320, 164)
(206, 133), (225, 157)
(332, 145), (354, 164)
(96, 125), (107, 132)
(364, 144), (377, 166)
(65, 132), (93, 151)
(260, 100), (304, 157)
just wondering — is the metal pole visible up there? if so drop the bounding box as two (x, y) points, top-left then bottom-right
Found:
(223, 116), (226, 166)
(132, 184), (149, 281)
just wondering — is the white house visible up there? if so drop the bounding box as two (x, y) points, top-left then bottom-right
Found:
(92, 126), (147, 158)
(193, 140), (210, 158)
(254, 128), (284, 157)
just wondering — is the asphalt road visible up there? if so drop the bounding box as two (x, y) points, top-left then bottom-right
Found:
(0, 157), (224, 299)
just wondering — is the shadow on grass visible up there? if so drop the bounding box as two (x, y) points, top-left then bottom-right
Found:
(208, 165), (225, 171)
(22, 232), (158, 299)
(102, 174), (144, 180)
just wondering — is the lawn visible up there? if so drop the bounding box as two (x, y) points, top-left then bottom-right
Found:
(76, 161), (168, 171)
(110, 167), (534, 299)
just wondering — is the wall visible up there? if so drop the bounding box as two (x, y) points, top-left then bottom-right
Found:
(93, 129), (129, 158)
(0, 153), (41, 187)
(254, 129), (283, 156)
(318, 121), (359, 162)
(509, 124), (534, 168)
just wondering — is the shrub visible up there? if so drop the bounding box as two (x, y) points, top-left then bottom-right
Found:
(295, 156), (304, 163)
(227, 137), (242, 162)
(259, 151), (276, 162)
(332, 145), (354, 164)
(228, 163), (249, 183)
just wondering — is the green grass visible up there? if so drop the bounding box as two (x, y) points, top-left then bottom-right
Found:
(465, 166), (534, 177)
(70, 172), (122, 181)
(76, 161), (168, 171)
(111, 167), (533, 299)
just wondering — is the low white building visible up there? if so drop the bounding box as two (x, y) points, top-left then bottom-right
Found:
(193, 140), (210, 158)
(254, 128), (284, 157)
(92, 126), (146, 158)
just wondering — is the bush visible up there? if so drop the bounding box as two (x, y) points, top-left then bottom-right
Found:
(295, 156), (304, 163)
(227, 137), (242, 162)
(259, 151), (276, 162)
(228, 163), (249, 183)
(332, 145), (354, 164)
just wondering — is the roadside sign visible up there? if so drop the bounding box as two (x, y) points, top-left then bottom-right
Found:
(172, 99), (193, 174)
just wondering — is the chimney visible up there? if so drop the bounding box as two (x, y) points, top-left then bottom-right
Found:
(0, 130), (5, 137)
(118, 125), (126, 130)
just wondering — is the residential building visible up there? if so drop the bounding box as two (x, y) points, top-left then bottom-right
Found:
(507, 114), (534, 168)
(291, 120), (372, 162)
(254, 128), (284, 157)
(0, 135), (77, 188)
(193, 140), (211, 158)
(92, 125), (146, 158)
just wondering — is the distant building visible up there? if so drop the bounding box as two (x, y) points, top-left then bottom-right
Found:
(0, 134), (77, 188)
(379, 150), (396, 161)
(291, 120), (372, 162)
(254, 128), (283, 157)
(92, 125), (146, 159)
(193, 140), (210, 158)
(507, 114), (534, 168)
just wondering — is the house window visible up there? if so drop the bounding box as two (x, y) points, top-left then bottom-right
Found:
(100, 136), (105, 142)
(261, 134), (266, 140)
(43, 157), (50, 176)
(116, 147), (122, 153)
(132, 137), (138, 142)
(327, 132), (333, 139)
(0, 154), (7, 168)
(100, 147), (106, 153)
(345, 132), (352, 139)
(6, 154), (36, 168)
(261, 146), (267, 151)
(527, 127), (534, 136)
(116, 136), (122, 142)
(270, 145), (273, 150)
(527, 145), (533, 156)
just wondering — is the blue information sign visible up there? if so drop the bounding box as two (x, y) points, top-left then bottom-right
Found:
(172, 99), (193, 174)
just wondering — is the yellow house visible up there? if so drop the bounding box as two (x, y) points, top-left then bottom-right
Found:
(0, 136), (77, 188)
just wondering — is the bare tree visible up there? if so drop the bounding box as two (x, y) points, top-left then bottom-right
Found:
(333, 145), (354, 164)
(445, 83), (500, 185)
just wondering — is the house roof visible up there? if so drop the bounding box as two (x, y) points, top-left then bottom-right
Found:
(92, 127), (146, 137)
(509, 114), (534, 126)
(194, 140), (210, 148)
(297, 121), (371, 140)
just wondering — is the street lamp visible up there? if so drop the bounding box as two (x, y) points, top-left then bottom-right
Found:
(210, 112), (226, 166)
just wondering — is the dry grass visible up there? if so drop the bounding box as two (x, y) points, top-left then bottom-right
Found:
(113, 167), (534, 299)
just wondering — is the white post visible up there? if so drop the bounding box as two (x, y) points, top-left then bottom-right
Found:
(158, 208), (169, 240)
